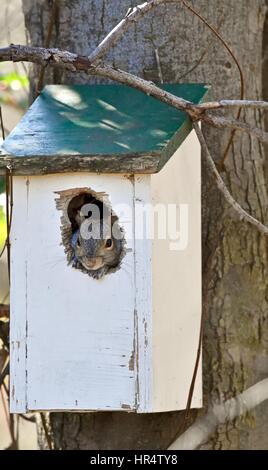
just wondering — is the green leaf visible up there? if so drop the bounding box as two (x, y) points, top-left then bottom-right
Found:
(0, 71), (29, 87)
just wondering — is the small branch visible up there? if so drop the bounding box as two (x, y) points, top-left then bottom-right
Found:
(197, 99), (268, 111)
(203, 114), (268, 146)
(0, 45), (196, 113)
(182, 0), (244, 99)
(5, 167), (13, 284)
(0, 107), (5, 140)
(0, 44), (81, 70)
(40, 412), (53, 450)
(2, 45), (268, 136)
(168, 377), (268, 450)
(155, 48), (164, 84)
(175, 13), (226, 81)
(176, 50), (207, 81)
(19, 413), (36, 423)
(88, 0), (174, 64)
(94, 64), (194, 112)
(36, 0), (59, 95)
(0, 362), (9, 387)
(181, 0), (244, 170)
(193, 122), (268, 236)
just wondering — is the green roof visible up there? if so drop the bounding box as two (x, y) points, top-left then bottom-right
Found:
(0, 84), (209, 175)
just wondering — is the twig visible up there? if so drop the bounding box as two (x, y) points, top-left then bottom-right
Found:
(0, 107), (6, 140)
(0, 291), (9, 304)
(5, 0), (28, 99)
(168, 377), (268, 450)
(0, 45), (196, 111)
(155, 48), (163, 84)
(197, 99), (268, 111)
(1, 381), (17, 448)
(1, 384), (10, 435)
(40, 412), (53, 450)
(0, 362), (9, 387)
(0, 241), (7, 259)
(176, 50), (207, 81)
(167, 291), (205, 446)
(19, 413), (36, 423)
(181, 0), (244, 170)
(2, 44), (268, 135)
(182, 0), (243, 89)
(88, 0), (174, 64)
(36, 0), (59, 96)
(5, 167), (13, 284)
(193, 122), (268, 236)
(203, 114), (268, 145)
(175, 14), (226, 81)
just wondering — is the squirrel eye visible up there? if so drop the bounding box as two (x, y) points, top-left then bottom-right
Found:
(105, 238), (113, 249)
(77, 238), (81, 247)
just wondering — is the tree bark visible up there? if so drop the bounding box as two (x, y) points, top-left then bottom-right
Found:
(22, 0), (268, 449)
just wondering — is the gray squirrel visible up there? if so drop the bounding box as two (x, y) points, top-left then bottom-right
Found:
(70, 202), (124, 279)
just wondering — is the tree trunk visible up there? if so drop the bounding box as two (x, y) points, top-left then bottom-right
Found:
(22, 0), (268, 450)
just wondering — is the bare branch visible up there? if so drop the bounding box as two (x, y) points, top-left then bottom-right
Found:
(0, 45), (195, 114)
(88, 0), (175, 64)
(197, 99), (268, 111)
(193, 122), (268, 236)
(168, 377), (268, 450)
(155, 48), (164, 84)
(36, 0), (59, 95)
(94, 64), (194, 112)
(0, 107), (6, 140)
(182, 0), (244, 99)
(0, 44), (78, 69)
(181, 0), (245, 169)
(1, 45), (268, 145)
(203, 114), (268, 145)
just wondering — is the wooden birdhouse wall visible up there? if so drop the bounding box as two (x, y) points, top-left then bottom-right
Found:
(10, 173), (137, 412)
(9, 130), (201, 414)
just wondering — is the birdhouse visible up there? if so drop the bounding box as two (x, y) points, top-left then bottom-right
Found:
(0, 83), (208, 413)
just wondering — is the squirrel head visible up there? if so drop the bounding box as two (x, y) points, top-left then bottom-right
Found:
(71, 214), (124, 279)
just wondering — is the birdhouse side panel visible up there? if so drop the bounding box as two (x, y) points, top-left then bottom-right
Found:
(10, 173), (137, 412)
(151, 130), (202, 412)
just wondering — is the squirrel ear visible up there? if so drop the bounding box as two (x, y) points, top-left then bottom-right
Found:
(75, 212), (86, 227)
(111, 215), (118, 226)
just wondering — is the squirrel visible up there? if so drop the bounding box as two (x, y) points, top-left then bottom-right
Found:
(69, 198), (124, 279)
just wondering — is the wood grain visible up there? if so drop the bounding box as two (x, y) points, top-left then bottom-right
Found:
(0, 84), (208, 175)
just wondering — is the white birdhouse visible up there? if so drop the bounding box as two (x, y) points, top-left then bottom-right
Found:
(0, 83), (208, 413)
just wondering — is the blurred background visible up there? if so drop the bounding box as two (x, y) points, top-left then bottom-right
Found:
(0, 0), (37, 450)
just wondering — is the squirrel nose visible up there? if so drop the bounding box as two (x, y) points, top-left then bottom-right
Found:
(87, 259), (96, 268)
(81, 256), (104, 271)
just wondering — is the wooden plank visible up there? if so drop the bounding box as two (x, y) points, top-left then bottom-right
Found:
(12, 173), (137, 412)
(0, 84), (209, 175)
(134, 175), (153, 413)
(151, 130), (202, 411)
(9, 176), (28, 413)
(0, 151), (160, 176)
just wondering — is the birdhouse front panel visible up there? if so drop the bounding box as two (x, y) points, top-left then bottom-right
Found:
(0, 84), (208, 413)
(10, 173), (138, 412)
